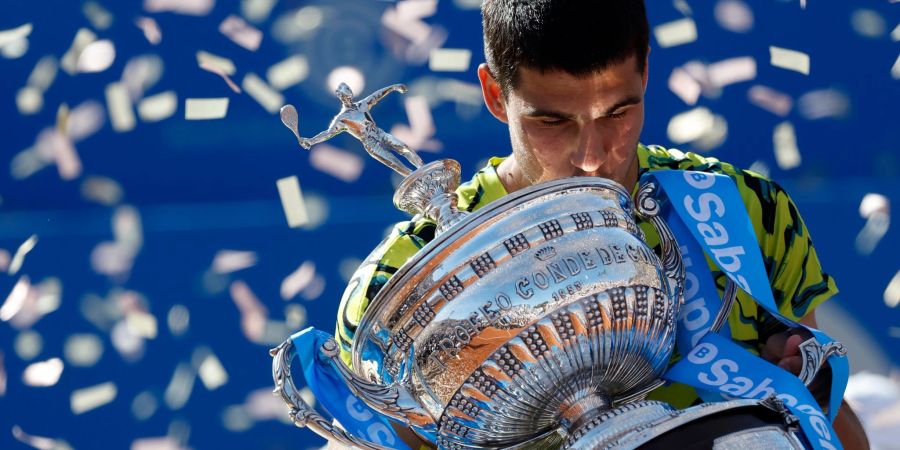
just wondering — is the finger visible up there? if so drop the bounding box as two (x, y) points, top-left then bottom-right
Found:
(778, 355), (802, 375)
(764, 331), (790, 360)
(783, 334), (804, 358)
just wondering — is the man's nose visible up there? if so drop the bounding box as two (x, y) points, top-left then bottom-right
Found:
(570, 125), (604, 173)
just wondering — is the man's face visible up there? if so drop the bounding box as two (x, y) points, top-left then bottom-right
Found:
(479, 54), (649, 191)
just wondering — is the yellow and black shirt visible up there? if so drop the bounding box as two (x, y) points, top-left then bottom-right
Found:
(335, 143), (839, 409)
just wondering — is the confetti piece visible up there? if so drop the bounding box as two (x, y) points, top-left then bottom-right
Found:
(60, 28), (98, 75)
(83, 1), (113, 31)
(112, 319), (145, 361)
(16, 86), (43, 115)
(81, 176), (124, 205)
(222, 405), (253, 432)
(769, 46), (810, 75)
(106, 82), (136, 132)
(199, 61), (241, 93)
(429, 48), (472, 72)
(668, 67), (701, 105)
(397, 0), (438, 20)
(23, 357), (64, 387)
(138, 91), (177, 122)
(280, 261), (315, 300)
(229, 280), (268, 342)
(131, 391), (158, 421)
(164, 362), (196, 410)
(309, 145), (365, 183)
(797, 88), (850, 120)
(126, 311), (158, 339)
(0, 352), (5, 396)
(382, 4), (433, 44)
(76, 39), (116, 73)
(242, 73), (283, 113)
(707, 56), (756, 88)
(14, 329), (41, 360)
(9, 235), (38, 276)
(271, 6), (323, 44)
(27, 56), (58, 92)
(135, 17), (162, 45)
(167, 304), (190, 336)
(242, 0), (277, 23)
(1, 277), (30, 324)
(266, 55), (309, 90)
(326, 66), (366, 96)
(219, 15), (263, 51)
(892, 23), (900, 42)
(859, 193), (890, 219)
(300, 274), (326, 301)
(144, 0), (214, 16)
(276, 176), (309, 228)
(850, 9), (886, 39)
(885, 270), (900, 308)
(0, 23), (32, 48)
(185, 98), (228, 120)
(856, 194), (890, 255)
(64, 334), (104, 367)
(245, 387), (289, 420)
(197, 350), (228, 390)
(0, 250), (8, 273)
(196, 50), (235, 75)
(285, 303), (307, 329)
(773, 121), (801, 169)
(121, 55), (164, 101)
(653, 17), (697, 48)
(747, 160), (771, 178)
(714, 0), (753, 33)
(748, 85), (793, 116)
(34, 129), (81, 180)
(66, 100), (105, 142)
(667, 107), (714, 144)
(212, 250), (257, 274)
(892, 54), (900, 80)
(91, 241), (135, 276)
(72, 382), (117, 414)
(391, 95), (442, 152)
(0, 35), (28, 59)
(11, 426), (71, 450)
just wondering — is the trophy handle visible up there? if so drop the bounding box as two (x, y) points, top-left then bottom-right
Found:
(270, 339), (395, 449)
(797, 338), (847, 387)
(635, 180), (686, 304)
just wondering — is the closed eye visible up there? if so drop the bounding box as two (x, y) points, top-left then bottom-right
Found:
(539, 118), (566, 127)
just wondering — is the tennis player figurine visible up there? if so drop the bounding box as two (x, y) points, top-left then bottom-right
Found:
(280, 82), (424, 177)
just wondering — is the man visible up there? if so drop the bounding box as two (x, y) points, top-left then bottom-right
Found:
(334, 1), (868, 448)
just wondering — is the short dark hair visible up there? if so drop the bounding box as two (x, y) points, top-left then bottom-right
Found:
(481, 0), (649, 94)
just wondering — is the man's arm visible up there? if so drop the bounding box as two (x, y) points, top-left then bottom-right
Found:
(762, 311), (869, 450)
(301, 126), (343, 149)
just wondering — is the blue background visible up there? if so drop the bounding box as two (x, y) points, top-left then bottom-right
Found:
(0, 1), (897, 448)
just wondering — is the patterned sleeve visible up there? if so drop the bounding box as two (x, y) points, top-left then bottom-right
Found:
(335, 220), (434, 367)
(741, 173), (840, 338)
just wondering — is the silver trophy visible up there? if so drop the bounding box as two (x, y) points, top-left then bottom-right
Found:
(271, 83), (835, 449)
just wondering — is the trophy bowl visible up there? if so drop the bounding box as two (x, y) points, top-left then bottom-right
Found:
(350, 170), (684, 449)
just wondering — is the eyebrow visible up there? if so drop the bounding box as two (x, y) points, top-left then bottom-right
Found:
(523, 95), (643, 119)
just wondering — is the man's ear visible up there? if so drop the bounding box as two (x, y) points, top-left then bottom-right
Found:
(642, 47), (650, 93)
(478, 63), (508, 124)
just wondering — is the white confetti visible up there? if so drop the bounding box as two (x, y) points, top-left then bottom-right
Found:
(106, 82), (136, 132)
(27, 56), (58, 92)
(309, 145), (365, 182)
(199, 61), (241, 93)
(0, 23), (32, 48)
(773, 121), (801, 169)
(0, 35), (28, 59)
(121, 55), (164, 101)
(769, 46), (810, 75)
(197, 351), (228, 390)
(885, 270), (900, 308)
(300, 274), (326, 301)
(714, 0), (753, 33)
(71, 382), (117, 414)
(60, 28), (98, 75)
(16, 86), (43, 115)
(11, 426), (70, 450)
(798, 89), (850, 120)
(167, 304), (190, 336)
(0, 251), (7, 274)
(64, 334), (104, 367)
(76, 40), (116, 73)
(14, 329), (42, 360)
(219, 15), (263, 51)
(850, 9), (886, 39)
(390, 95), (441, 152)
(667, 107), (714, 144)
(276, 176), (309, 228)
(280, 261), (316, 300)
(83, 2), (114, 30)
(196, 50), (235, 75)
(242, 73), (283, 113)
(164, 362), (196, 410)
(67, 101), (106, 142)
(892, 23), (900, 42)
(9, 234), (38, 276)
(132, 391), (158, 421)
(856, 194), (890, 255)
(668, 67), (701, 105)
(0, 351), (5, 396)
(132, 436), (187, 450)
(138, 91), (178, 122)
(242, 0), (277, 23)
(285, 303), (307, 329)
(185, 98), (229, 120)
(135, 17), (162, 45)
(326, 66), (366, 96)
(266, 55), (309, 90)
(891, 54), (900, 80)
(81, 176), (124, 205)
(429, 48), (472, 72)
(229, 281), (268, 343)
(653, 18), (697, 48)
(211, 250), (257, 274)
(707, 56), (756, 88)
(23, 357), (64, 387)
(748, 85), (792, 117)
(144, 0), (214, 16)
(271, 6), (323, 44)
(860, 193), (890, 219)
(747, 160), (770, 178)
(126, 311), (158, 339)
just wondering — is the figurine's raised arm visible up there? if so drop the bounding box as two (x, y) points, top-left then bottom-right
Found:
(363, 84), (408, 109)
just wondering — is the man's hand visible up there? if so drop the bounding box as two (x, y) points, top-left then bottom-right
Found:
(761, 329), (808, 375)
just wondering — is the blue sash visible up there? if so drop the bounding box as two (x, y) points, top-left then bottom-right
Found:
(649, 170), (848, 450)
(291, 328), (410, 449)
